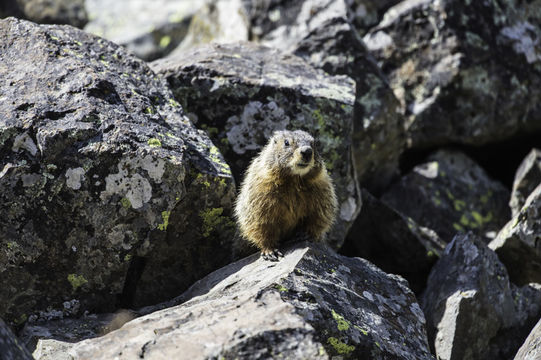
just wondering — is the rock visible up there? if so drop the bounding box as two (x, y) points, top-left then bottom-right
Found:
(41, 242), (433, 359)
(509, 149), (541, 216)
(515, 316), (541, 360)
(490, 184), (541, 285)
(0, 0), (87, 28)
(0, 18), (235, 325)
(364, 0), (541, 149)
(151, 42), (361, 248)
(84, 0), (201, 61)
(422, 233), (541, 360)
(382, 149), (510, 243)
(288, 16), (405, 192)
(341, 189), (445, 294)
(0, 318), (33, 360)
(177, 0), (407, 192)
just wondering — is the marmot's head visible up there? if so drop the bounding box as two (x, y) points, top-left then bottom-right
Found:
(264, 130), (322, 177)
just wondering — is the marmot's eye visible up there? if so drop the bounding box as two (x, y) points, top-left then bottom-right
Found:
(284, 139), (290, 147)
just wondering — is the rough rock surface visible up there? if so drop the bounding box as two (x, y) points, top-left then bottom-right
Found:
(84, 0), (201, 61)
(422, 233), (541, 360)
(364, 0), (541, 149)
(342, 189), (445, 294)
(40, 242), (433, 360)
(0, 18), (235, 325)
(152, 42), (360, 248)
(0, 318), (33, 360)
(490, 184), (541, 285)
(514, 317), (541, 360)
(382, 150), (510, 243)
(0, 0), (87, 28)
(177, 0), (406, 192)
(509, 148), (541, 216)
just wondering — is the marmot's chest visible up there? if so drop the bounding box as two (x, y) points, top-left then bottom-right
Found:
(273, 181), (315, 219)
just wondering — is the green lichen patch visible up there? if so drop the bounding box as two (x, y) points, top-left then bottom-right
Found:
(273, 283), (288, 292)
(120, 197), (131, 209)
(332, 309), (351, 331)
(147, 138), (162, 147)
(328, 337), (355, 355)
(67, 274), (88, 291)
(157, 211), (170, 231)
(199, 207), (234, 237)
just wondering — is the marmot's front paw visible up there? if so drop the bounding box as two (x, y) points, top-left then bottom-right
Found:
(261, 248), (283, 262)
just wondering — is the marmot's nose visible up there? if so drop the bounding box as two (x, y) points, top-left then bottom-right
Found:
(300, 147), (313, 161)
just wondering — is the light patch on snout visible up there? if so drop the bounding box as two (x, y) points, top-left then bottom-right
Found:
(288, 149), (314, 176)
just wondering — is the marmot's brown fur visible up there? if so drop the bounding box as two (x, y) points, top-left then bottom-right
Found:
(235, 130), (337, 259)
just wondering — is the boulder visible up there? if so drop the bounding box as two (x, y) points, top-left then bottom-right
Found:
(177, 0), (406, 192)
(0, 318), (33, 360)
(514, 317), (541, 360)
(422, 233), (541, 360)
(0, 0), (87, 28)
(364, 0), (541, 149)
(490, 184), (541, 285)
(84, 0), (201, 61)
(381, 149), (510, 243)
(151, 42), (360, 248)
(509, 148), (541, 216)
(0, 18), (235, 325)
(342, 189), (445, 294)
(40, 242), (434, 359)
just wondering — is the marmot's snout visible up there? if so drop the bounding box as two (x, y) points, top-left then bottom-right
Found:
(300, 146), (313, 162)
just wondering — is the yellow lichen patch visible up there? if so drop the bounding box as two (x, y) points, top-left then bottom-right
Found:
(67, 274), (88, 291)
(332, 309), (351, 331)
(147, 138), (162, 147)
(199, 207), (234, 237)
(157, 211), (170, 231)
(328, 337), (355, 355)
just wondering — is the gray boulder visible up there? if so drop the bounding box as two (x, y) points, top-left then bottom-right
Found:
(510, 149), (541, 216)
(0, 18), (235, 324)
(151, 41), (360, 248)
(364, 0), (541, 149)
(84, 0), (201, 61)
(422, 233), (541, 360)
(382, 150), (510, 243)
(177, 0), (406, 192)
(515, 317), (541, 360)
(0, 318), (33, 360)
(0, 0), (87, 28)
(490, 184), (541, 285)
(342, 189), (445, 294)
(39, 242), (434, 359)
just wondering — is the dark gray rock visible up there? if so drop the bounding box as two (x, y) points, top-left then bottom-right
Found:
(0, 18), (235, 325)
(288, 16), (405, 192)
(178, 0), (407, 192)
(0, 318), (33, 360)
(364, 0), (541, 149)
(0, 0), (87, 28)
(515, 316), (541, 360)
(510, 149), (541, 217)
(382, 149), (510, 243)
(342, 189), (445, 294)
(422, 233), (541, 360)
(84, 0), (200, 61)
(151, 42), (360, 248)
(40, 242), (434, 359)
(490, 184), (541, 285)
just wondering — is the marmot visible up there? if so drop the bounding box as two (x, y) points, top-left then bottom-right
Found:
(235, 130), (337, 260)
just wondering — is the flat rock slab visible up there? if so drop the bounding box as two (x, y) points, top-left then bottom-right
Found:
(382, 149), (510, 243)
(490, 184), (541, 285)
(0, 18), (235, 324)
(42, 242), (434, 359)
(364, 0), (541, 149)
(152, 41), (360, 248)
